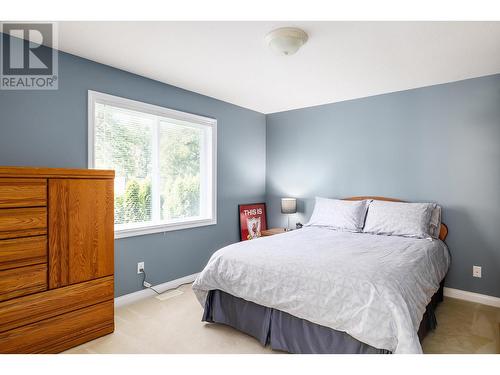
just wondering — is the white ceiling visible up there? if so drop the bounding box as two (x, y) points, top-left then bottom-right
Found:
(56, 21), (500, 113)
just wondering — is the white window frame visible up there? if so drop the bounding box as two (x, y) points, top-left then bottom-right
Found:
(88, 90), (217, 239)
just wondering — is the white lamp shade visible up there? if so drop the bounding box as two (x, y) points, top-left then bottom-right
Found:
(281, 198), (297, 214)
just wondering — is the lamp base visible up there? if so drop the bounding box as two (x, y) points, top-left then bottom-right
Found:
(285, 214), (294, 231)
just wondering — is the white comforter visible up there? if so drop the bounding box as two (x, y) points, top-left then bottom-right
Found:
(192, 227), (450, 353)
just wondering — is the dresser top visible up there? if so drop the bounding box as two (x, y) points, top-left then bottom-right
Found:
(0, 166), (115, 179)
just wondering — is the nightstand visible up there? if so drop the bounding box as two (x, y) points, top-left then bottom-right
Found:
(261, 228), (286, 237)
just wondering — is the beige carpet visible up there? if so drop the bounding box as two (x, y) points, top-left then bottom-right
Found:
(64, 284), (500, 354)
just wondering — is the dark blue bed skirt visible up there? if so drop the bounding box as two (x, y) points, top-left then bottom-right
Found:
(202, 290), (391, 354)
(202, 281), (443, 354)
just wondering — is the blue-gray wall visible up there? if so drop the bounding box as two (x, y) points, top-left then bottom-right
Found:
(1, 44), (498, 299)
(266, 74), (500, 298)
(0, 51), (266, 297)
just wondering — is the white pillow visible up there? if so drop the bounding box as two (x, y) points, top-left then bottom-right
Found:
(429, 205), (442, 239)
(363, 200), (435, 239)
(306, 197), (370, 232)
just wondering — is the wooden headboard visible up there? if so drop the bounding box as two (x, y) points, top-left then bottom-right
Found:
(343, 196), (448, 241)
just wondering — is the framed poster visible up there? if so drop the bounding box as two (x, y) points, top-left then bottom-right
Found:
(238, 203), (267, 241)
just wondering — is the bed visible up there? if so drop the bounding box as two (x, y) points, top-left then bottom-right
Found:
(193, 197), (450, 354)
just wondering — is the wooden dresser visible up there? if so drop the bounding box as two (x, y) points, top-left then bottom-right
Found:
(0, 166), (115, 353)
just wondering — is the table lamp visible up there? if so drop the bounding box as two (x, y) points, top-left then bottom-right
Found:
(281, 197), (297, 231)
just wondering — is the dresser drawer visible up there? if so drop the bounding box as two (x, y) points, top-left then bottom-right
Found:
(0, 179), (46, 208)
(0, 264), (47, 302)
(0, 300), (114, 353)
(0, 276), (113, 333)
(0, 236), (47, 271)
(0, 207), (47, 240)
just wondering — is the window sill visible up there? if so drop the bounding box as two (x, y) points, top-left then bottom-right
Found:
(114, 218), (217, 239)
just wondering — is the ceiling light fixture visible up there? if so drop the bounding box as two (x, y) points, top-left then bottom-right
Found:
(265, 27), (308, 56)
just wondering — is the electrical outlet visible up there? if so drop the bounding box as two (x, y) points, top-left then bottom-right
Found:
(473, 265), (482, 278)
(137, 262), (145, 274)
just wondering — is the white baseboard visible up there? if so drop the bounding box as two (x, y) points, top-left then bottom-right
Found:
(444, 287), (500, 308)
(114, 275), (500, 309)
(114, 273), (199, 308)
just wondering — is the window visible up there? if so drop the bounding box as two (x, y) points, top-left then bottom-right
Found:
(88, 91), (216, 238)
